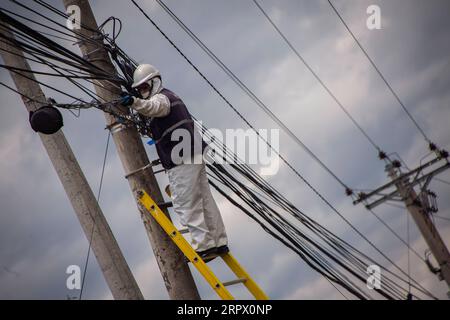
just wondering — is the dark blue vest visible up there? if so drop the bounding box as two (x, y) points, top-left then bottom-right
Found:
(149, 88), (205, 170)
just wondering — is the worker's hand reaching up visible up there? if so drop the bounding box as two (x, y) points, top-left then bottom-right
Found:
(119, 91), (169, 118)
(120, 92), (135, 107)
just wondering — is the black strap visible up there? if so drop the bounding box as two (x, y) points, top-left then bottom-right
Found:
(154, 118), (194, 144)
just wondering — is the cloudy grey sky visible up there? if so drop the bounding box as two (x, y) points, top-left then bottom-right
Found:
(1, 0), (450, 299)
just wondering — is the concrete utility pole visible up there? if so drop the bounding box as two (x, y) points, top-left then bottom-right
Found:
(386, 164), (450, 289)
(0, 26), (143, 300)
(63, 0), (200, 299)
(354, 155), (450, 292)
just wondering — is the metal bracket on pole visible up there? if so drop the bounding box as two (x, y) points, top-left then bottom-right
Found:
(124, 163), (152, 180)
(107, 121), (128, 134)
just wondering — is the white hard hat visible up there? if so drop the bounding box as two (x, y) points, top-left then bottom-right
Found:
(132, 64), (161, 88)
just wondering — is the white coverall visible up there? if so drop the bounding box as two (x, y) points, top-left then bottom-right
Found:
(131, 93), (228, 252)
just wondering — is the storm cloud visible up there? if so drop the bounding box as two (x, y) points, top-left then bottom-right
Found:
(0, 0), (449, 299)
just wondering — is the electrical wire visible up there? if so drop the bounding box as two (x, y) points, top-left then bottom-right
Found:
(434, 215), (450, 222)
(1, 57), (423, 299)
(326, 0), (431, 144)
(368, 208), (424, 262)
(197, 118), (430, 297)
(130, 0), (437, 298)
(0, 79), (46, 104)
(79, 131), (111, 299)
(0, 63), (115, 80)
(155, 0), (351, 191)
(249, 1), (446, 293)
(252, 0), (382, 152)
(0, 21), (117, 80)
(8, 0), (101, 47)
(153, 3), (432, 273)
(406, 207), (412, 297)
(0, 10), (127, 107)
(199, 121), (436, 299)
(0, 6), (118, 80)
(436, 178), (450, 186)
(206, 160), (428, 300)
(1, 2), (440, 299)
(0, 6), (85, 43)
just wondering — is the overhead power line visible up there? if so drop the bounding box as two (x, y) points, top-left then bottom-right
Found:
(80, 131), (111, 300)
(155, 0), (350, 191)
(326, 0), (431, 144)
(155, 0), (429, 273)
(368, 208), (424, 262)
(1, 1), (439, 299)
(252, 0), (382, 153)
(250, 0), (439, 277)
(199, 120), (436, 299)
(130, 0), (437, 298)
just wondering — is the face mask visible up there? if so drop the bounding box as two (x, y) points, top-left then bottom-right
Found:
(140, 88), (151, 99)
(138, 83), (152, 99)
(138, 77), (161, 99)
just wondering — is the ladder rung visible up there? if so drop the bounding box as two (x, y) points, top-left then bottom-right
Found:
(137, 190), (269, 300)
(222, 278), (247, 287)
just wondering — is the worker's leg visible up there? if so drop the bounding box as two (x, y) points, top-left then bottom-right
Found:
(167, 163), (216, 252)
(198, 162), (228, 248)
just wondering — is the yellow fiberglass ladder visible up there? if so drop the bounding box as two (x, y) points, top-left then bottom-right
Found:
(136, 189), (269, 300)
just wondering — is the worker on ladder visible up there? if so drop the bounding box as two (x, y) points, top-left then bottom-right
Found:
(121, 64), (229, 262)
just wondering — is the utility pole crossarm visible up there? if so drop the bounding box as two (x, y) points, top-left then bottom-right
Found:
(354, 156), (450, 209)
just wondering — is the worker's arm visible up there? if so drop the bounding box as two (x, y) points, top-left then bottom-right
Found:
(131, 93), (170, 117)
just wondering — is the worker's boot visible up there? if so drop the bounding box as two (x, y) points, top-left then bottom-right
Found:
(216, 245), (229, 255)
(185, 247), (219, 263)
(185, 246), (229, 263)
(197, 247), (219, 263)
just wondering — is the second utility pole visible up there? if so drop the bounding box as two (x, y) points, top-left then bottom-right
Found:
(63, 0), (200, 299)
(354, 154), (450, 294)
(0, 25), (143, 300)
(386, 163), (450, 290)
